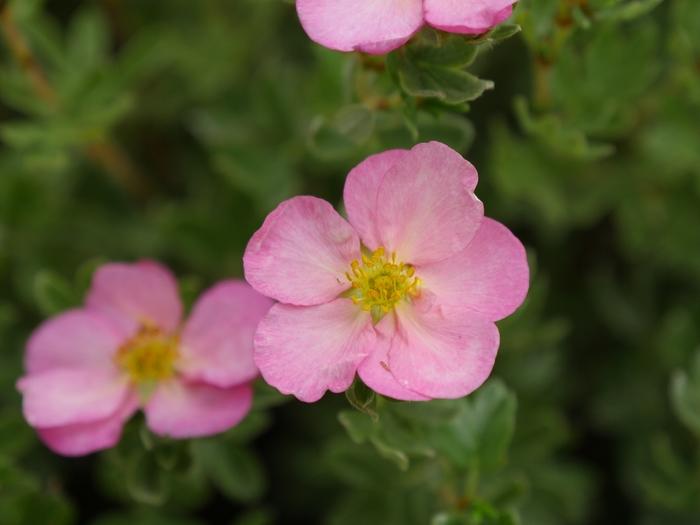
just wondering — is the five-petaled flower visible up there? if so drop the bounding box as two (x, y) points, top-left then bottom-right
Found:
(17, 261), (272, 456)
(244, 141), (529, 402)
(296, 0), (517, 54)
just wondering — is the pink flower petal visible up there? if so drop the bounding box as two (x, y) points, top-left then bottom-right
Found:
(25, 309), (124, 375)
(424, 0), (516, 34)
(86, 261), (182, 335)
(179, 280), (273, 388)
(386, 299), (499, 399)
(144, 380), (252, 438)
(18, 368), (130, 428)
(244, 196), (360, 306)
(254, 299), (375, 402)
(38, 393), (138, 457)
(375, 142), (484, 266)
(357, 315), (430, 401)
(419, 218), (529, 321)
(343, 149), (409, 250)
(296, 0), (424, 54)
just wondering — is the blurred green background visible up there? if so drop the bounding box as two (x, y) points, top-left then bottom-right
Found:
(1, 0), (699, 523)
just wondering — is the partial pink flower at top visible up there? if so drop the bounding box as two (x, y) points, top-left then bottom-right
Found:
(244, 141), (529, 403)
(17, 262), (273, 456)
(296, 0), (517, 54)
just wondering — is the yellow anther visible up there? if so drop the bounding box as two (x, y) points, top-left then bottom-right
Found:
(115, 324), (179, 384)
(345, 246), (421, 321)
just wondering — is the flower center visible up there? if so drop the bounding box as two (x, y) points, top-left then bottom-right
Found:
(115, 324), (179, 384)
(345, 247), (420, 320)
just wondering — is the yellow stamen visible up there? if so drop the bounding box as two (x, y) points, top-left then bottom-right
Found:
(345, 247), (421, 321)
(115, 324), (179, 384)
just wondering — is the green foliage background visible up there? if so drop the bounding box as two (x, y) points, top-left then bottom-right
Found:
(1, 0), (699, 523)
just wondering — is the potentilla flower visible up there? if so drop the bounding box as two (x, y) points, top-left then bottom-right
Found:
(296, 0), (517, 54)
(17, 262), (272, 456)
(244, 141), (529, 402)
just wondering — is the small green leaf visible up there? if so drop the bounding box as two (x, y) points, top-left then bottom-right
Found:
(432, 503), (518, 525)
(0, 410), (33, 457)
(338, 408), (435, 471)
(389, 49), (493, 105)
(670, 351), (700, 435)
(74, 257), (106, 296)
(66, 7), (110, 70)
(430, 380), (517, 471)
(338, 410), (375, 444)
(208, 146), (301, 212)
(309, 104), (376, 160)
(387, 28), (496, 105)
(125, 453), (168, 506)
(407, 32), (480, 67)
(482, 23), (522, 42)
(514, 98), (614, 161)
(595, 0), (664, 21)
(369, 437), (410, 471)
(191, 441), (265, 502)
(33, 270), (79, 316)
(9, 0), (46, 22)
(345, 379), (378, 420)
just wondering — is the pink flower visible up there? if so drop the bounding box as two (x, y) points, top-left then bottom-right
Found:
(296, 0), (516, 54)
(17, 262), (273, 456)
(244, 141), (529, 402)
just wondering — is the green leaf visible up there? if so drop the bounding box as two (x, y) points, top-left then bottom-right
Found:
(415, 113), (475, 151)
(550, 21), (659, 136)
(514, 98), (614, 161)
(33, 270), (79, 316)
(0, 456), (74, 525)
(125, 452), (168, 506)
(432, 512), (516, 525)
(309, 104), (376, 160)
(191, 440), (265, 502)
(633, 434), (700, 510)
(595, 0), (664, 21)
(374, 110), (475, 151)
(0, 410), (34, 457)
(430, 380), (517, 471)
(406, 32), (480, 67)
(9, 0), (46, 22)
(370, 438), (410, 472)
(66, 7), (110, 71)
(670, 351), (700, 435)
(0, 69), (52, 117)
(387, 30), (494, 105)
(338, 410), (375, 444)
(484, 24), (522, 42)
(210, 146), (301, 212)
(337, 408), (434, 471)
(389, 49), (493, 105)
(345, 379), (378, 420)
(432, 501), (518, 525)
(489, 120), (621, 234)
(153, 441), (192, 473)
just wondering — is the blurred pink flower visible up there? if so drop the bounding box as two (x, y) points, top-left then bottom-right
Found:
(244, 141), (529, 402)
(296, 0), (516, 54)
(17, 262), (272, 456)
